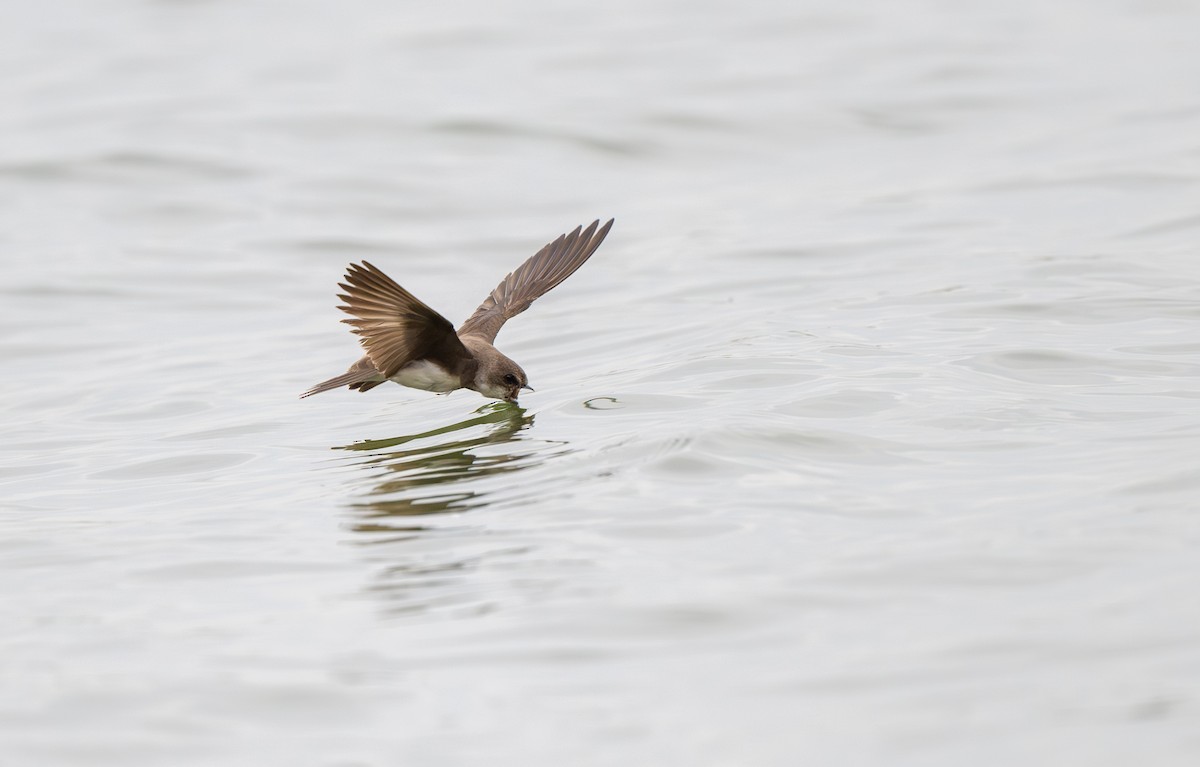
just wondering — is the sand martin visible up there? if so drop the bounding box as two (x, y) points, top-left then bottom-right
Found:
(301, 219), (614, 403)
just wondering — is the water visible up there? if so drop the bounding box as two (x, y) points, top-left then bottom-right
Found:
(3, 1), (1200, 764)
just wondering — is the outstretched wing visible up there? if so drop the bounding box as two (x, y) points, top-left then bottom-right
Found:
(456, 218), (614, 343)
(338, 261), (472, 379)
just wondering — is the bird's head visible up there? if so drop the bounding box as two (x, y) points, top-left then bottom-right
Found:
(476, 354), (532, 403)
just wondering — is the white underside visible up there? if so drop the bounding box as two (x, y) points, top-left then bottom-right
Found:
(388, 359), (460, 392)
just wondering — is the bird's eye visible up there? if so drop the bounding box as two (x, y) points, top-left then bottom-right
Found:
(503, 373), (518, 386)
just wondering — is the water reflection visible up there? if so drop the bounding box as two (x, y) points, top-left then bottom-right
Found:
(335, 402), (571, 616)
(336, 402), (564, 530)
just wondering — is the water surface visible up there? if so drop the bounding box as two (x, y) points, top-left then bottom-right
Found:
(3, 1), (1200, 765)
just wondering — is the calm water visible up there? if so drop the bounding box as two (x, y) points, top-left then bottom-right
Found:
(3, 1), (1200, 764)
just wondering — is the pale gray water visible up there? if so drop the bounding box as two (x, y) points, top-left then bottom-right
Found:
(3, 1), (1200, 765)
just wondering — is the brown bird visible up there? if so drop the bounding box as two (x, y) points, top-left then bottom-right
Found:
(301, 219), (614, 403)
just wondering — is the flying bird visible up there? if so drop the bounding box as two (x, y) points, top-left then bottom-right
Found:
(301, 218), (614, 403)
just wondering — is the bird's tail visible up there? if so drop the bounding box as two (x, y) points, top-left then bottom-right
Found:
(299, 372), (384, 398)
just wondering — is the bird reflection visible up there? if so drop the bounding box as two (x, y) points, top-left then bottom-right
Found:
(335, 402), (572, 617)
(336, 401), (556, 533)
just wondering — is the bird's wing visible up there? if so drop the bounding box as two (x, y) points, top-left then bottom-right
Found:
(338, 261), (473, 379)
(456, 218), (614, 343)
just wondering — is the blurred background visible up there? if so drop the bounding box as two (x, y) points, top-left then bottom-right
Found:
(2, 1), (1199, 765)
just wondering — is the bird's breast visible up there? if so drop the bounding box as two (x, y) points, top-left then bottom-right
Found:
(388, 359), (461, 392)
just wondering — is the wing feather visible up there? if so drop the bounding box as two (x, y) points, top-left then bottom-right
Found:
(338, 261), (472, 379)
(457, 219), (614, 343)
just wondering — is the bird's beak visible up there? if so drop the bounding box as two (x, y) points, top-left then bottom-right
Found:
(522, 384), (535, 392)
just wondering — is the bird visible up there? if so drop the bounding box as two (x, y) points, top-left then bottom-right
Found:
(300, 218), (614, 404)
